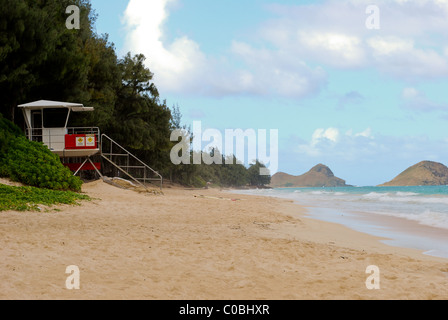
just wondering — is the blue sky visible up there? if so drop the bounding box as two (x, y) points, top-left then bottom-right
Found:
(91, 0), (448, 186)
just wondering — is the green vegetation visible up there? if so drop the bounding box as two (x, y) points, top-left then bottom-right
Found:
(0, 113), (83, 192)
(0, 0), (271, 190)
(0, 184), (90, 212)
(167, 149), (271, 188)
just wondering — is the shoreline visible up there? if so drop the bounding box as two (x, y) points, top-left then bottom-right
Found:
(342, 208), (448, 259)
(1, 180), (447, 299)
(229, 187), (448, 259)
(290, 203), (448, 259)
(230, 191), (448, 262)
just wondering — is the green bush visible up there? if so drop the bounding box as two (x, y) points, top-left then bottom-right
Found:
(0, 184), (90, 212)
(0, 113), (23, 138)
(0, 113), (83, 192)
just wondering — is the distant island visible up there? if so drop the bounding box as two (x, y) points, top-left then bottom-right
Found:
(379, 161), (448, 187)
(270, 164), (349, 188)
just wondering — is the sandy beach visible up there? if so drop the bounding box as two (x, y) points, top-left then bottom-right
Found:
(0, 180), (447, 300)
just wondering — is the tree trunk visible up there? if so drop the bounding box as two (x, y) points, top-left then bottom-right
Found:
(8, 103), (15, 123)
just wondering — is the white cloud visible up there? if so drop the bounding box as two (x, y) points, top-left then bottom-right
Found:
(297, 32), (365, 68)
(229, 41), (327, 98)
(367, 37), (448, 79)
(297, 126), (448, 167)
(262, 0), (448, 79)
(367, 37), (413, 55)
(298, 127), (378, 161)
(355, 128), (373, 138)
(401, 87), (448, 112)
(123, 0), (207, 94)
(122, 0), (448, 97)
(122, 0), (327, 98)
(311, 128), (340, 146)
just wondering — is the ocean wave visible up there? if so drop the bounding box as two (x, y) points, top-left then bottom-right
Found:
(362, 192), (390, 199)
(396, 191), (419, 196)
(362, 191), (419, 199)
(359, 192), (448, 205)
(369, 209), (448, 230)
(310, 191), (330, 195)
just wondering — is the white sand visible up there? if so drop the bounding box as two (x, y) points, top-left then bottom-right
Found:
(0, 180), (447, 300)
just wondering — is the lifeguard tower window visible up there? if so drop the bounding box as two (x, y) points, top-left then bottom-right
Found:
(31, 111), (43, 142)
(43, 108), (69, 128)
(31, 111), (42, 128)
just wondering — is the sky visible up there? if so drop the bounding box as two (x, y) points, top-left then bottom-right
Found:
(90, 0), (448, 186)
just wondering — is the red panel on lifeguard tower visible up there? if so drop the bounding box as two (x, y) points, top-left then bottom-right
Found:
(65, 134), (97, 149)
(64, 162), (101, 171)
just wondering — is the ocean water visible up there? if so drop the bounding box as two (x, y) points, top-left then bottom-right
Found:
(232, 186), (448, 258)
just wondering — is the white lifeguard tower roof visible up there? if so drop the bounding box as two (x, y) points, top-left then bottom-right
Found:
(18, 100), (94, 112)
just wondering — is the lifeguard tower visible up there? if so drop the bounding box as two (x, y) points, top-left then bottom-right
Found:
(18, 100), (163, 190)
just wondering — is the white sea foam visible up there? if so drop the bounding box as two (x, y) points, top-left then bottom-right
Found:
(396, 191), (419, 196)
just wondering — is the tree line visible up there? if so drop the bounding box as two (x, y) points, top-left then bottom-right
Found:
(0, 0), (270, 188)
